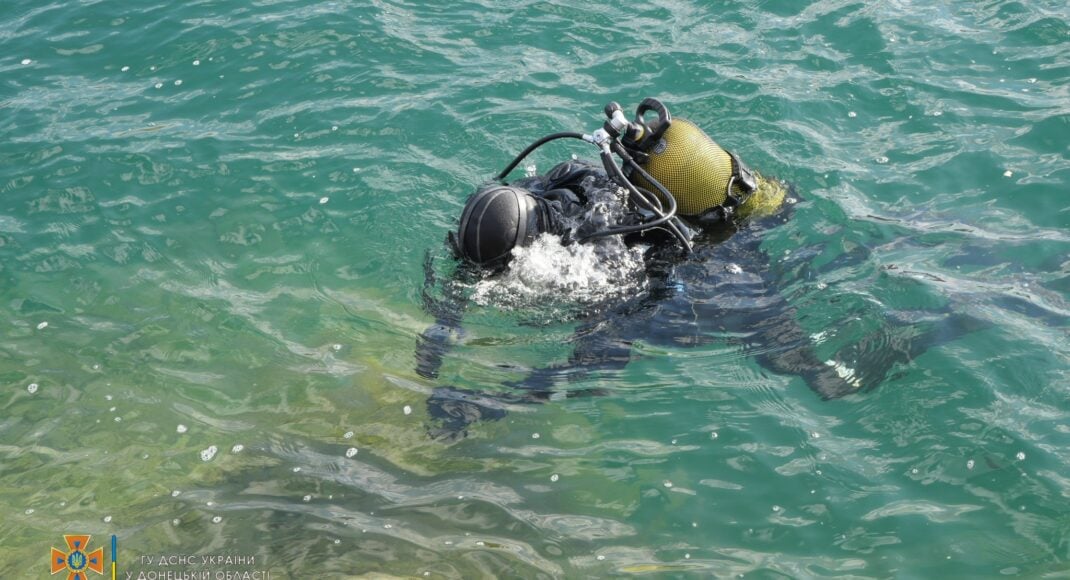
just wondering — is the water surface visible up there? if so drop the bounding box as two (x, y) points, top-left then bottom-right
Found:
(2, 0), (1069, 577)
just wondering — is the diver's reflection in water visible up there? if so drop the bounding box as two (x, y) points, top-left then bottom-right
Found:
(415, 102), (987, 440)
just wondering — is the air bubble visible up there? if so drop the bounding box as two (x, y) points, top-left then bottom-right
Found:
(27, 383), (38, 394)
(664, 481), (673, 488)
(550, 474), (559, 482)
(171, 490), (181, 497)
(1016, 451), (1026, 461)
(25, 508), (34, 515)
(121, 66), (129, 72)
(966, 459), (975, 470)
(21, 58), (32, 65)
(344, 431), (354, 439)
(200, 446), (218, 462)
(319, 197), (329, 204)
(37, 321), (48, 330)
(177, 424), (188, 434)
(293, 466), (302, 473)
(193, 59), (200, 66)
(303, 495), (312, 502)
(847, 111), (857, 118)
(332, 343), (342, 351)
(532, 433), (540, 439)
(710, 432), (718, 440)
(172, 518), (180, 526)
(154, 82), (162, 89)
(103, 515), (112, 523)
(345, 447), (358, 458)
(403, 405), (412, 415)
(1003, 170), (1013, 178)
(231, 444), (244, 453)
(174, 79), (182, 86)
(596, 555), (606, 561)
(212, 516), (222, 524)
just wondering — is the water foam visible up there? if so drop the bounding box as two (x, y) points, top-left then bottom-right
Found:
(471, 233), (648, 312)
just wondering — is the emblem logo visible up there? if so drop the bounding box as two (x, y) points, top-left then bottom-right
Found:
(50, 534), (105, 580)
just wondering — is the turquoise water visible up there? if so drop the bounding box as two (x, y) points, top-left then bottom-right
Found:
(2, 0), (1069, 577)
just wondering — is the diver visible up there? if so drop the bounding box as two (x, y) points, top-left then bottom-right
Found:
(416, 98), (985, 439)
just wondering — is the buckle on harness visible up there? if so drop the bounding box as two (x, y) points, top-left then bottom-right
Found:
(724, 150), (756, 207)
(697, 150), (758, 224)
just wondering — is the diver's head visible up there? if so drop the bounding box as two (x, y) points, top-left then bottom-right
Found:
(450, 185), (552, 268)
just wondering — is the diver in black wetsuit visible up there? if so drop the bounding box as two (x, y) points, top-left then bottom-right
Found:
(416, 99), (985, 439)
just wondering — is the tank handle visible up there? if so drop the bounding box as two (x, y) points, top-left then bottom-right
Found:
(634, 98), (672, 149)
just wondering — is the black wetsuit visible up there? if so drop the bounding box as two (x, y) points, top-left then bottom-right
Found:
(417, 161), (985, 439)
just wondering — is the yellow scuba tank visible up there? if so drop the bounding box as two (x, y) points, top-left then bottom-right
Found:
(624, 98), (758, 218)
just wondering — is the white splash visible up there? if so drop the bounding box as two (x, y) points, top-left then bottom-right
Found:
(471, 234), (647, 311)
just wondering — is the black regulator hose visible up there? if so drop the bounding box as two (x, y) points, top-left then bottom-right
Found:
(496, 132), (589, 181)
(591, 147), (692, 252)
(493, 129), (691, 252)
(609, 143), (692, 251)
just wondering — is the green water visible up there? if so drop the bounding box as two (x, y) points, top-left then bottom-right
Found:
(2, 1), (1069, 577)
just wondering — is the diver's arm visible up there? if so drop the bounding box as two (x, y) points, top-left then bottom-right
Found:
(751, 312), (861, 400)
(415, 313), (464, 380)
(415, 251), (468, 380)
